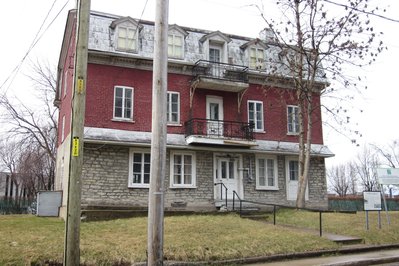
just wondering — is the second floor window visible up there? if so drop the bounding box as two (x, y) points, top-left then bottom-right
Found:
(117, 26), (137, 52)
(167, 92), (180, 124)
(168, 34), (183, 59)
(249, 48), (264, 69)
(114, 86), (133, 120)
(287, 105), (299, 134)
(248, 100), (264, 132)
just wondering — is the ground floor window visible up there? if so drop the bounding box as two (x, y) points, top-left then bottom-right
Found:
(170, 151), (196, 188)
(128, 149), (150, 188)
(255, 155), (278, 190)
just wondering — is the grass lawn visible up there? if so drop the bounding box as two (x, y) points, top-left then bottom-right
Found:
(0, 211), (398, 265)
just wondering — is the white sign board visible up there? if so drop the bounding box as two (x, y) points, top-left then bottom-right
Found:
(377, 168), (399, 185)
(363, 191), (382, 211)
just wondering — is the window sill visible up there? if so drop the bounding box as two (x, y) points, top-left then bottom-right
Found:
(254, 130), (266, 134)
(169, 185), (197, 189)
(128, 185), (149, 189)
(167, 123), (182, 127)
(256, 187), (279, 191)
(287, 132), (299, 136)
(112, 118), (135, 123)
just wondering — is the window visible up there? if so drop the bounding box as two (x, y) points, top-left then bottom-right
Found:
(128, 149), (150, 188)
(63, 70), (68, 97)
(287, 105), (299, 134)
(113, 86), (133, 120)
(117, 26), (138, 52)
(168, 34), (183, 58)
(167, 92), (180, 124)
(209, 46), (221, 62)
(248, 100), (264, 132)
(288, 160), (299, 181)
(249, 48), (264, 69)
(170, 151), (196, 188)
(256, 155), (278, 190)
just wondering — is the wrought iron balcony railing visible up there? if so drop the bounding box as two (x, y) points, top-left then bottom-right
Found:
(185, 118), (254, 141)
(192, 60), (248, 83)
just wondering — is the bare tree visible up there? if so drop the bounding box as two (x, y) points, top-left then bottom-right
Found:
(355, 146), (380, 191)
(257, 0), (385, 207)
(372, 140), (399, 168)
(0, 60), (57, 192)
(328, 162), (358, 196)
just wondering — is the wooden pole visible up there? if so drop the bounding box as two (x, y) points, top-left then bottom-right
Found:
(64, 0), (90, 265)
(147, 0), (169, 265)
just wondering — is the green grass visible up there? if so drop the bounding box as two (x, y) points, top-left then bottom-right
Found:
(1, 211), (398, 265)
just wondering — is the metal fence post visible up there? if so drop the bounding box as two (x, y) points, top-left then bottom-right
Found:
(319, 212), (322, 237)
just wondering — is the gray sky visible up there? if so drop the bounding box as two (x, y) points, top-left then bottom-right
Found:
(0, 0), (398, 166)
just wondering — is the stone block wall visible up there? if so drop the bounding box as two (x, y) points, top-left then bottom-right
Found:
(81, 143), (328, 211)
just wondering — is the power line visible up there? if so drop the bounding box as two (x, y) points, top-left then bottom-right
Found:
(0, 0), (70, 94)
(324, 0), (399, 23)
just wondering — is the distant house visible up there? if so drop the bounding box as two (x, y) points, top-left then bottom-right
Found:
(54, 10), (333, 218)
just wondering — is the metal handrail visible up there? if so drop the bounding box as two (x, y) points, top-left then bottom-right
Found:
(214, 182), (228, 209)
(193, 60), (249, 83)
(185, 118), (254, 140)
(232, 190), (242, 216)
(229, 198), (356, 237)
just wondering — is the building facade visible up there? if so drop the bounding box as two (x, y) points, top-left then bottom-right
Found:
(55, 10), (333, 217)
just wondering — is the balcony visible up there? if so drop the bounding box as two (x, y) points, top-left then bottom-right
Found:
(185, 118), (256, 146)
(191, 60), (249, 92)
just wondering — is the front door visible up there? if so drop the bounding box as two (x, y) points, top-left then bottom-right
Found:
(214, 156), (240, 200)
(286, 158), (308, 201)
(206, 96), (223, 137)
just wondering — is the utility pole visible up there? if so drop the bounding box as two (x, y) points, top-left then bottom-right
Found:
(147, 0), (169, 265)
(64, 0), (90, 265)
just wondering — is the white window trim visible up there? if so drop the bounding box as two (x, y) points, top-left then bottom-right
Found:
(169, 150), (196, 189)
(167, 91), (180, 125)
(249, 47), (265, 70)
(116, 25), (139, 53)
(63, 69), (68, 98)
(113, 86), (134, 121)
(247, 100), (265, 132)
(255, 155), (278, 190)
(287, 105), (299, 135)
(128, 148), (150, 188)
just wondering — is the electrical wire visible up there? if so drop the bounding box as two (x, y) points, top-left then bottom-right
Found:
(0, 0), (71, 94)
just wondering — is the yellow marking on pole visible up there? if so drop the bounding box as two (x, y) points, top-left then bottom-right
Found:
(77, 77), (84, 94)
(72, 137), (79, 157)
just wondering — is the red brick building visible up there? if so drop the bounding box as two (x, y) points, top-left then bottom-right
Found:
(55, 10), (333, 217)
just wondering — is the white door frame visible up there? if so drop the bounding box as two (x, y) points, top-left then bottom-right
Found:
(206, 96), (223, 137)
(213, 153), (243, 200)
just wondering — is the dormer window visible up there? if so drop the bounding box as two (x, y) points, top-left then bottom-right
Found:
(168, 25), (188, 59)
(110, 17), (142, 53)
(249, 47), (264, 69)
(117, 26), (137, 52)
(200, 31), (231, 63)
(240, 39), (268, 70)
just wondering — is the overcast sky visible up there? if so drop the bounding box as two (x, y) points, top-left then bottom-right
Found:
(0, 0), (398, 167)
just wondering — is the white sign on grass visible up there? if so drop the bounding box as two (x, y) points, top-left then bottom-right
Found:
(377, 168), (399, 185)
(363, 191), (382, 211)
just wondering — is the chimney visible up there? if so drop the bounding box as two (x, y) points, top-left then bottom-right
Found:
(259, 28), (276, 42)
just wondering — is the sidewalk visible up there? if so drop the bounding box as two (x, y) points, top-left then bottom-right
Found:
(245, 247), (399, 266)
